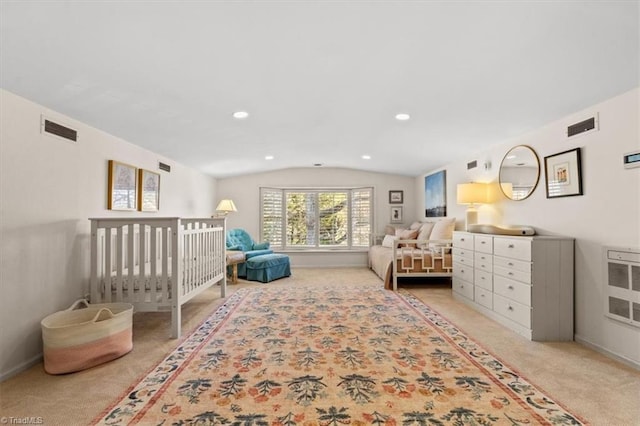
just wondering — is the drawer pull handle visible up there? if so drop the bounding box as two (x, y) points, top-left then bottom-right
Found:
(508, 272), (514, 276)
(508, 244), (515, 248)
(508, 306), (514, 311)
(460, 238), (465, 241)
(508, 262), (514, 266)
(508, 285), (514, 290)
(481, 241), (486, 244)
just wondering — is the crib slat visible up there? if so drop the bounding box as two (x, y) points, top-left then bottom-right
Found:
(127, 224), (135, 303)
(161, 226), (169, 304)
(150, 226), (157, 305)
(138, 224), (146, 304)
(90, 220), (99, 303)
(104, 228), (112, 303)
(116, 227), (124, 302)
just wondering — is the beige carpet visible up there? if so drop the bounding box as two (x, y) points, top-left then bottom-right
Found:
(1, 268), (639, 425)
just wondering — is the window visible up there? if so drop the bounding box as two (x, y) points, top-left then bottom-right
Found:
(260, 187), (373, 249)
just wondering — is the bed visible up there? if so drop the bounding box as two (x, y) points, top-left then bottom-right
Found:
(89, 217), (226, 338)
(368, 219), (454, 290)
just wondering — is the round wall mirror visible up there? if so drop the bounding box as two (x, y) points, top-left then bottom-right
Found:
(499, 145), (540, 201)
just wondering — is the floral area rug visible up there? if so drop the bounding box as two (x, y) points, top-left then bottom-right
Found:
(94, 285), (585, 425)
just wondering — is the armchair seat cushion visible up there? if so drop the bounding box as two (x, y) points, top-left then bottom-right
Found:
(245, 249), (274, 259)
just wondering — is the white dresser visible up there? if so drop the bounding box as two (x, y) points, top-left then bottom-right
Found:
(452, 231), (574, 341)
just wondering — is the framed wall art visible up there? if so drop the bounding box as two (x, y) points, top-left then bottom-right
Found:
(390, 206), (403, 223)
(389, 190), (403, 204)
(425, 170), (447, 217)
(544, 147), (583, 198)
(108, 160), (138, 211)
(138, 169), (160, 212)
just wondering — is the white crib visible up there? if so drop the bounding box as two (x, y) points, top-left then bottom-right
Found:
(89, 217), (226, 338)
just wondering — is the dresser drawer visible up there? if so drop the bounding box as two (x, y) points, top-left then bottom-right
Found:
(474, 235), (493, 254)
(474, 269), (493, 291)
(453, 277), (474, 300)
(494, 275), (531, 306)
(453, 232), (474, 250)
(494, 265), (531, 284)
(453, 262), (474, 282)
(452, 247), (473, 261)
(493, 237), (532, 261)
(475, 286), (493, 309)
(494, 293), (531, 328)
(494, 256), (531, 273)
(453, 253), (474, 268)
(474, 252), (493, 273)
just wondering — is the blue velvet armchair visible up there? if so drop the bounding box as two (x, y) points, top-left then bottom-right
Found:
(226, 228), (273, 277)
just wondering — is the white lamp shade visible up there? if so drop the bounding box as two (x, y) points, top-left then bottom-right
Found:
(457, 183), (489, 205)
(216, 199), (237, 213)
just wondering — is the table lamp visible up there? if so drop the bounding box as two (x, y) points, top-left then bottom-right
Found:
(457, 183), (489, 231)
(215, 199), (237, 217)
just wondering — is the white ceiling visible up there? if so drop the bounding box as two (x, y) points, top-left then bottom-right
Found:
(1, 1), (638, 178)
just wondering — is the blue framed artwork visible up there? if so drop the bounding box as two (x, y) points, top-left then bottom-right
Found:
(425, 170), (447, 217)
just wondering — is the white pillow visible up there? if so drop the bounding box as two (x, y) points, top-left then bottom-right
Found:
(409, 221), (423, 230)
(381, 234), (397, 248)
(429, 217), (456, 250)
(416, 222), (435, 248)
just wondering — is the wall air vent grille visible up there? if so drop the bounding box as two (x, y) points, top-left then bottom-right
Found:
(567, 115), (597, 137)
(41, 116), (77, 142)
(159, 162), (171, 172)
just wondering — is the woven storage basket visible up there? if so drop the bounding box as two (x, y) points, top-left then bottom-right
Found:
(41, 299), (133, 374)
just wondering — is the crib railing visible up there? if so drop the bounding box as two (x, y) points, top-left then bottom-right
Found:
(89, 217), (226, 338)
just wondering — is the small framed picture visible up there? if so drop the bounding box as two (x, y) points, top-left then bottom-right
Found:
(390, 206), (403, 223)
(389, 190), (403, 204)
(544, 148), (583, 198)
(108, 160), (137, 211)
(138, 169), (160, 212)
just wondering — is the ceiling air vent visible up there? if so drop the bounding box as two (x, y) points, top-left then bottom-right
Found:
(159, 162), (171, 172)
(567, 114), (598, 137)
(41, 115), (77, 142)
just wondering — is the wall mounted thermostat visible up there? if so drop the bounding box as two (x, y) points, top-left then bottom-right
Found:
(623, 150), (640, 169)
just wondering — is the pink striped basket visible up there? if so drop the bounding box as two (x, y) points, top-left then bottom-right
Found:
(41, 299), (133, 374)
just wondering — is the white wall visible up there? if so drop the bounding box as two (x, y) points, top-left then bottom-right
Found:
(217, 167), (416, 267)
(0, 89), (218, 379)
(416, 88), (640, 366)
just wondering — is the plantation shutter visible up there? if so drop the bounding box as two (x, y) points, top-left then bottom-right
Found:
(260, 188), (284, 247)
(351, 187), (372, 247)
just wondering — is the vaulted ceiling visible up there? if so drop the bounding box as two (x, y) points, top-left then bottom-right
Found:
(1, 1), (638, 178)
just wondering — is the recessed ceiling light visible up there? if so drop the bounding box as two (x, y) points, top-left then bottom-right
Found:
(265, 155), (274, 160)
(233, 111), (249, 119)
(395, 113), (410, 121)
(362, 155), (371, 160)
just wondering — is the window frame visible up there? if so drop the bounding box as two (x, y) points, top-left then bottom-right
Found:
(260, 186), (373, 250)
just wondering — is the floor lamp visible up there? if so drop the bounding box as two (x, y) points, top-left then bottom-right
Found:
(457, 183), (489, 231)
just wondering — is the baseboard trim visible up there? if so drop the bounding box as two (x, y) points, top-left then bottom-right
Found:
(1, 353), (43, 382)
(574, 334), (640, 370)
